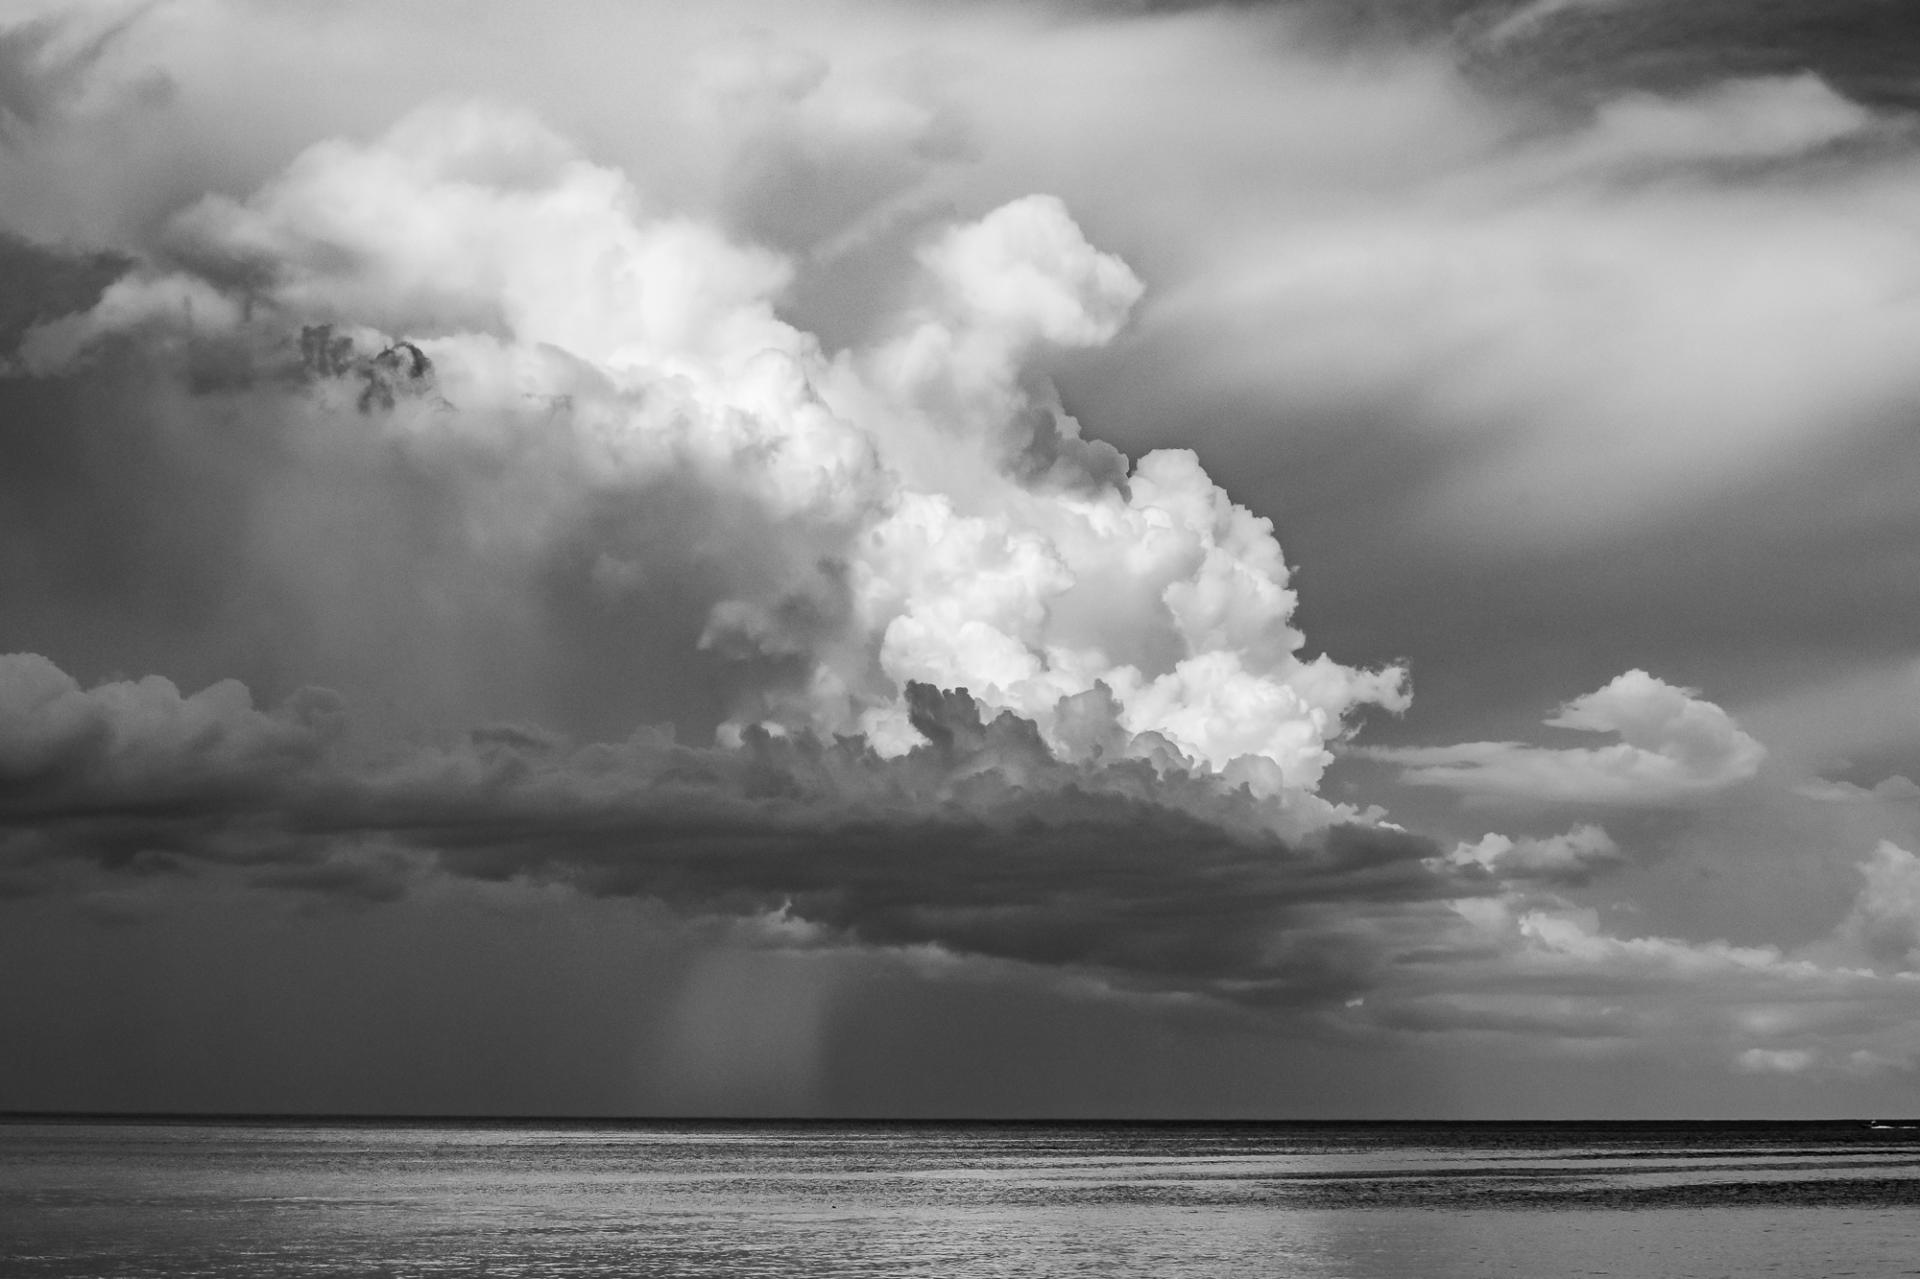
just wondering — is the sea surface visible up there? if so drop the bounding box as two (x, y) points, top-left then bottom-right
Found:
(2, 1118), (1917, 1277)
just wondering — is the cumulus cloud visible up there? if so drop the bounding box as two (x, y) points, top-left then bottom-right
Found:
(10, 96), (1407, 803)
(1364, 670), (1765, 805)
(0, 651), (338, 802)
(1448, 823), (1621, 882)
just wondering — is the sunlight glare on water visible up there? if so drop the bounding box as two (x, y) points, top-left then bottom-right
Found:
(3, 1120), (1918, 1277)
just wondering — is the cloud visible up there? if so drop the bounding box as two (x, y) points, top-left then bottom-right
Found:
(161, 95), (800, 373)
(1364, 670), (1765, 805)
(1351, 829), (1920, 1074)
(1354, 885), (1920, 1076)
(1799, 776), (1920, 806)
(8, 96), (1408, 801)
(0, 651), (339, 802)
(1830, 841), (1920, 972)
(9, 648), (1920, 1079)
(1075, 52), (1920, 550)
(0, 232), (126, 353)
(679, 25), (968, 251)
(0, 651), (1451, 1006)
(10, 1), (1920, 564)
(1564, 74), (1875, 168)
(1448, 823), (1621, 882)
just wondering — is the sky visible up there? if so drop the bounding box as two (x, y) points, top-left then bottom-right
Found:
(1, 0), (1918, 1119)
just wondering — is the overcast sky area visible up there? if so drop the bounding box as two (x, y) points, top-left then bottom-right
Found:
(2, 0), (1919, 1119)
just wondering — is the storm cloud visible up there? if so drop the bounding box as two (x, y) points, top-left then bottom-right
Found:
(0, 650), (1451, 1008)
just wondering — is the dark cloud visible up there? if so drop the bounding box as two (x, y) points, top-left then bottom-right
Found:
(0, 652), (339, 809)
(0, 233), (126, 352)
(0, 651), (1455, 1008)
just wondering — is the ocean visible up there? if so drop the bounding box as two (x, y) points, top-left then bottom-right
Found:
(3, 1118), (1917, 1277)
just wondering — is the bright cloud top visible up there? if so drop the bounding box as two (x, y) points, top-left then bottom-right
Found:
(1367, 670), (1765, 805)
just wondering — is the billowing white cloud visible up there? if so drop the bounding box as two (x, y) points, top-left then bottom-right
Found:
(1366, 670), (1764, 805)
(18, 98), (1407, 801)
(164, 96), (803, 377)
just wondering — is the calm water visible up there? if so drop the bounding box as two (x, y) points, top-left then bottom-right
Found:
(3, 1119), (1918, 1277)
